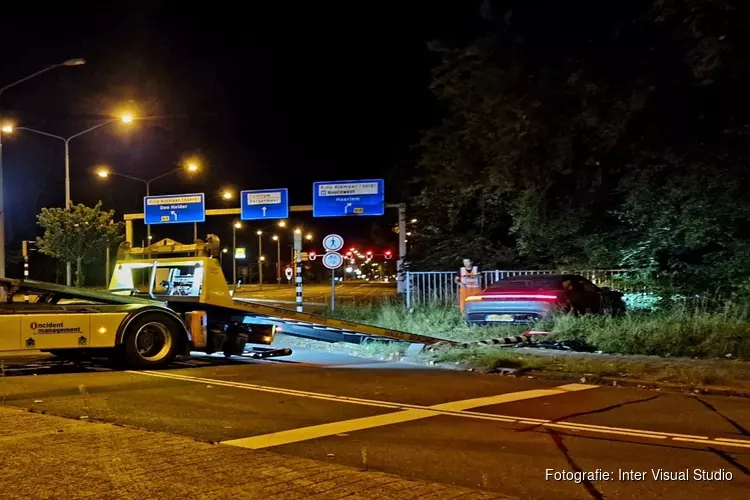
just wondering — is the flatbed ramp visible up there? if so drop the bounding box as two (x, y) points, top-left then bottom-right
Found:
(227, 297), (446, 346)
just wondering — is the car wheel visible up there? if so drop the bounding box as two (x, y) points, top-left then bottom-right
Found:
(122, 313), (182, 368)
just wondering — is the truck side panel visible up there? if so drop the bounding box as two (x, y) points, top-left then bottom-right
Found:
(90, 313), (130, 348)
(0, 316), (22, 350)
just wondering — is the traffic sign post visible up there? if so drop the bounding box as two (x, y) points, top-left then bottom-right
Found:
(144, 193), (206, 225)
(313, 179), (384, 217)
(294, 230), (303, 312)
(322, 251), (344, 311)
(240, 188), (289, 220)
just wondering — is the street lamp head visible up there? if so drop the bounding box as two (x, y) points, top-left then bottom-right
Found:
(234, 222), (242, 229)
(260, 255), (266, 261)
(272, 235), (279, 241)
(222, 248), (229, 253)
(63, 58), (86, 66)
(186, 163), (199, 172)
(221, 190), (233, 200)
(1, 124), (13, 134)
(294, 228), (302, 235)
(256, 230), (263, 236)
(305, 233), (313, 241)
(278, 220), (287, 228)
(411, 218), (418, 223)
(95, 167), (110, 178)
(120, 114), (134, 124)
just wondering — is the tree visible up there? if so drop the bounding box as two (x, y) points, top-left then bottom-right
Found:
(36, 202), (123, 287)
(406, 0), (750, 296)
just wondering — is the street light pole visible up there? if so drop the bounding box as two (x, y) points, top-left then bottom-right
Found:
(96, 163), (199, 244)
(0, 58), (85, 279)
(256, 230), (263, 287)
(232, 222), (240, 285)
(273, 235), (281, 284)
(12, 119), (130, 285)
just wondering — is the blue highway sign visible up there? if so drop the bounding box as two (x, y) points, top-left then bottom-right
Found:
(240, 188), (289, 220)
(144, 193), (205, 225)
(312, 179), (385, 217)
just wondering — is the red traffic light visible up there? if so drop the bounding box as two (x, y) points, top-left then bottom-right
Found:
(366, 250), (373, 258)
(384, 250), (393, 260)
(308, 250), (317, 261)
(346, 251), (353, 258)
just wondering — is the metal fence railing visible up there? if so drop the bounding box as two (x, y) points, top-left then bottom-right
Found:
(404, 269), (637, 308)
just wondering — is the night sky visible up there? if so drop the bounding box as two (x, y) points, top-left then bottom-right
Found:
(0, 4), (479, 274)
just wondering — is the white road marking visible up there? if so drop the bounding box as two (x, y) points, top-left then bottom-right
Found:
(223, 384), (596, 449)
(131, 370), (750, 451)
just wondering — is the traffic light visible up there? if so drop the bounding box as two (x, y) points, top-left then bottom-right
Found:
(309, 250), (317, 261)
(346, 251), (353, 259)
(384, 250), (393, 260)
(365, 250), (373, 259)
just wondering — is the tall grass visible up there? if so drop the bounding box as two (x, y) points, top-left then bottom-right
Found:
(329, 300), (750, 360)
(330, 299), (526, 342)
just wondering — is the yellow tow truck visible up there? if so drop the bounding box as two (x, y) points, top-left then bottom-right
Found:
(0, 236), (447, 368)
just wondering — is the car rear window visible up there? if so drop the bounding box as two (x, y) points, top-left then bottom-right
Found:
(488, 277), (565, 290)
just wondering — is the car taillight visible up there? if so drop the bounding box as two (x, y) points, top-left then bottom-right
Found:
(478, 293), (560, 301)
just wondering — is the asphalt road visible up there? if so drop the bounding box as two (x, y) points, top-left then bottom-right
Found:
(234, 282), (396, 309)
(1, 348), (749, 499)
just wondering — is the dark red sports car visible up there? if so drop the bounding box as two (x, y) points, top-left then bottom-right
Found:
(463, 274), (625, 325)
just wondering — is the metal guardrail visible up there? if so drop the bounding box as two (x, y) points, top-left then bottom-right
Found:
(404, 269), (638, 308)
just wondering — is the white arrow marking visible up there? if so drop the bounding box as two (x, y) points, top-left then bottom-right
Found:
(170, 211), (178, 220)
(344, 203), (352, 214)
(262, 206), (267, 216)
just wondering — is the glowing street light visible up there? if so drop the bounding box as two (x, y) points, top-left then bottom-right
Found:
(305, 233), (313, 241)
(1, 124), (12, 134)
(411, 218), (418, 223)
(121, 114), (134, 123)
(222, 190), (233, 200)
(294, 228), (302, 235)
(278, 220), (287, 228)
(234, 221), (242, 229)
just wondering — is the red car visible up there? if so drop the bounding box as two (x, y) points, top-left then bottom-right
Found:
(463, 274), (625, 325)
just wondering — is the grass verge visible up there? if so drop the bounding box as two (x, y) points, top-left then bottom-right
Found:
(323, 301), (750, 390)
(430, 347), (750, 388)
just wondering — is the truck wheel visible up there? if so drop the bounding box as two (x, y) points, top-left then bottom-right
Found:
(122, 314), (181, 368)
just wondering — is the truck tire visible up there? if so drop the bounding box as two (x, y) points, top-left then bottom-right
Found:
(121, 313), (182, 368)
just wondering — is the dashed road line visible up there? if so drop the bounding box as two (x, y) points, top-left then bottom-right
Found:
(131, 370), (750, 451)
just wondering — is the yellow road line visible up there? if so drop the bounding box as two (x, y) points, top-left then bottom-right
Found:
(223, 384), (594, 449)
(131, 370), (750, 451)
